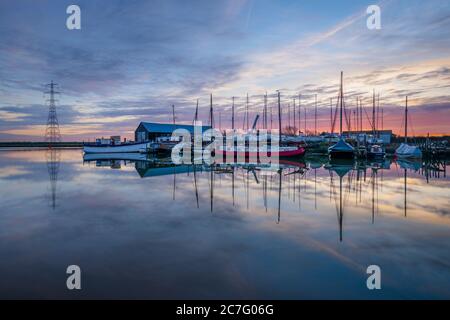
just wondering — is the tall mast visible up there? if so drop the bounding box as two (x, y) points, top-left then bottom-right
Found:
(172, 104), (176, 139)
(288, 103), (291, 129)
(330, 98), (333, 134)
(264, 92), (268, 130)
(405, 96), (408, 144)
(340, 71), (343, 135)
(193, 99), (199, 124)
(231, 96), (235, 130)
(172, 104), (176, 126)
(298, 93), (301, 133)
(246, 93), (249, 131)
(372, 90), (376, 138)
(315, 94), (318, 135)
(304, 95), (307, 135)
(360, 96), (363, 132)
(270, 104), (273, 131)
(277, 91), (282, 144)
(209, 93), (214, 128)
(293, 98), (296, 134)
(377, 93), (380, 138)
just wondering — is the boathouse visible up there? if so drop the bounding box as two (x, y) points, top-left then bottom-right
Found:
(135, 122), (212, 142)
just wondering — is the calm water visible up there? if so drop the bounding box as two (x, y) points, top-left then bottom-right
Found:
(0, 149), (449, 299)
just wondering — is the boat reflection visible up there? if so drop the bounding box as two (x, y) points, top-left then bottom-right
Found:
(82, 153), (449, 241)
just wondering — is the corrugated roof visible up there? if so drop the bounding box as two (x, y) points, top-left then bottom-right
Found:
(138, 122), (212, 134)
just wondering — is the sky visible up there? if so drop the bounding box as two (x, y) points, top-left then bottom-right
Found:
(0, 0), (449, 141)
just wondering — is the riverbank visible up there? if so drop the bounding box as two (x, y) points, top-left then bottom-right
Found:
(0, 142), (83, 148)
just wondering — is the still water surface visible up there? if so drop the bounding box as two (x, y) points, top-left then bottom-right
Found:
(0, 149), (449, 299)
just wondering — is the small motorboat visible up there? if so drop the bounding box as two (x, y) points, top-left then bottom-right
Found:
(367, 144), (386, 159)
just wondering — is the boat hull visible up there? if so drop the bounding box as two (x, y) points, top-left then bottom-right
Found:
(83, 153), (151, 162)
(83, 142), (153, 154)
(216, 147), (306, 158)
(329, 151), (355, 159)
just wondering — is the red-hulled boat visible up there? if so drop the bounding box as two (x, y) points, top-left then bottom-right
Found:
(216, 145), (306, 158)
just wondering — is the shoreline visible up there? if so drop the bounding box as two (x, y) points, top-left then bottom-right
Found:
(0, 142), (83, 148)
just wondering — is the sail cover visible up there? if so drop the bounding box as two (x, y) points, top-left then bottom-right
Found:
(395, 143), (422, 158)
(328, 138), (355, 153)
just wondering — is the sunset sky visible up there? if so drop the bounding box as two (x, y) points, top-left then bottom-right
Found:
(1, 0), (449, 141)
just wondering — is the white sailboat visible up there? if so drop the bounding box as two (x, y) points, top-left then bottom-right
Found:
(395, 96), (422, 159)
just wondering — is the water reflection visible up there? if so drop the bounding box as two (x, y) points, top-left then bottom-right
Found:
(45, 148), (60, 209)
(81, 153), (449, 242)
(1, 150), (449, 299)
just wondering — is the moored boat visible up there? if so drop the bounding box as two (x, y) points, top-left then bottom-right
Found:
(83, 141), (157, 154)
(216, 145), (305, 158)
(83, 152), (152, 162)
(395, 96), (422, 159)
(367, 144), (386, 159)
(328, 138), (355, 159)
(328, 72), (355, 160)
(395, 143), (422, 158)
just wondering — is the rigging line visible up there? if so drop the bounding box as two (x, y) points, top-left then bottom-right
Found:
(331, 94), (339, 133)
(363, 107), (374, 129)
(398, 116), (405, 140)
(408, 112), (417, 141)
(343, 101), (351, 131)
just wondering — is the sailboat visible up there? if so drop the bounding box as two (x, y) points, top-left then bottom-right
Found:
(367, 91), (386, 159)
(395, 96), (422, 159)
(328, 72), (355, 159)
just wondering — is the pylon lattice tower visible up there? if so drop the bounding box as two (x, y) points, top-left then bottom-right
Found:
(45, 81), (61, 146)
(44, 81), (61, 209)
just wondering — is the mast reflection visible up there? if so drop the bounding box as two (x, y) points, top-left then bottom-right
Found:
(81, 153), (448, 242)
(326, 159), (354, 242)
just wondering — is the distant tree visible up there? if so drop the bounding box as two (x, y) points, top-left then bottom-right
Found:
(283, 126), (297, 135)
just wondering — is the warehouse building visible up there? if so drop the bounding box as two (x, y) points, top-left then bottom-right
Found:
(135, 122), (212, 142)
